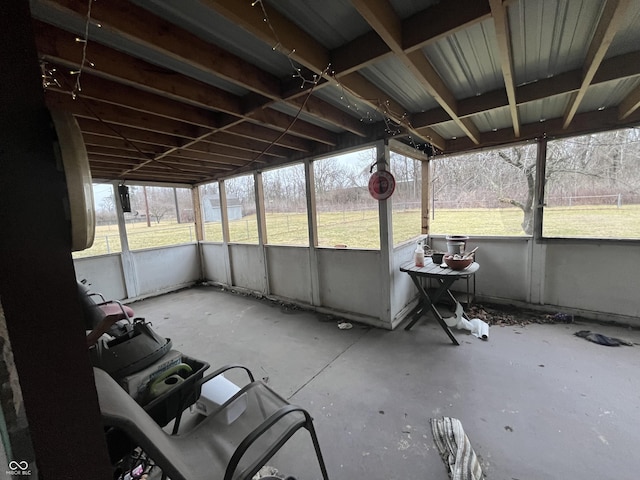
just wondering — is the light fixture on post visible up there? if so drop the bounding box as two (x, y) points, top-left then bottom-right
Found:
(118, 184), (131, 212)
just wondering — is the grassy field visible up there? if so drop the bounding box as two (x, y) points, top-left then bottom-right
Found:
(73, 204), (640, 258)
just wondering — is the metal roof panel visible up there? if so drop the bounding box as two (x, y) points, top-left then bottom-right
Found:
(579, 77), (640, 114)
(508, 0), (605, 86)
(361, 57), (441, 112)
(423, 18), (502, 98)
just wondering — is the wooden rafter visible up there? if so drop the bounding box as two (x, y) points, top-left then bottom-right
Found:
(562, 0), (630, 129)
(203, 0), (439, 148)
(618, 83), (640, 119)
(411, 50), (640, 130)
(38, 0), (368, 137)
(489, 0), (520, 137)
(351, 0), (480, 145)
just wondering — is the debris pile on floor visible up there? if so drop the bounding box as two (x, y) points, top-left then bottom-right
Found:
(467, 303), (574, 326)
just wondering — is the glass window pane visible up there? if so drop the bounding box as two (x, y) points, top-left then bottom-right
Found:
(125, 186), (196, 250)
(430, 143), (538, 236)
(225, 175), (258, 244)
(543, 129), (640, 239)
(73, 183), (122, 258)
(200, 183), (223, 242)
(263, 164), (309, 246)
(314, 147), (380, 249)
(390, 151), (422, 246)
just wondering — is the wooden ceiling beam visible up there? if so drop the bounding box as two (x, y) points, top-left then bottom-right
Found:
(562, 0), (630, 128)
(445, 107), (640, 154)
(86, 148), (243, 171)
(330, 31), (393, 77)
(618, 83), (640, 120)
(286, 95), (368, 137)
(331, 0), (490, 75)
(203, 0), (329, 73)
(88, 154), (218, 176)
(205, 0), (434, 146)
(222, 124), (313, 153)
(86, 146), (154, 160)
(50, 70), (220, 128)
(197, 132), (300, 158)
(82, 134), (166, 154)
(77, 118), (183, 148)
(489, 0), (520, 137)
(185, 141), (282, 161)
(351, 0), (479, 145)
(45, 90), (208, 138)
(410, 50), (640, 130)
(39, 0), (367, 137)
(167, 149), (259, 166)
(34, 21), (243, 115)
(39, 0), (281, 98)
(402, 0), (492, 52)
(244, 109), (337, 146)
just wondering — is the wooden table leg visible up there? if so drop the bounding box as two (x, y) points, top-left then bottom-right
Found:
(404, 274), (460, 345)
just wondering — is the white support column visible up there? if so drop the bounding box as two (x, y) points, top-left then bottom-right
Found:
(112, 181), (139, 298)
(528, 138), (548, 304)
(219, 180), (233, 286)
(305, 160), (321, 306)
(191, 185), (205, 280)
(378, 141), (393, 325)
(254, 171), (270, 294)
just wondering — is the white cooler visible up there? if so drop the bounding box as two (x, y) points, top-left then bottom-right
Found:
(193, 375), (247, 424)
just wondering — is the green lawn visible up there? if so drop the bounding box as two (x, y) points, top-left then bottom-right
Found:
(74, 204), (640, 258)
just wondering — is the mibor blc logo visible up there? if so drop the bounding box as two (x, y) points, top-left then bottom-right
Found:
(7, 460), (31, 476)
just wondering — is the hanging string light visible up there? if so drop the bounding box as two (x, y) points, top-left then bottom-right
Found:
(40, 61), (61, 89)
(69, 0), (100, 99)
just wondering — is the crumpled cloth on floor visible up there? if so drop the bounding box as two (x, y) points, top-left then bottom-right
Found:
(574, 330), (633, 347)
(431, 417), (484, 480)
(443, 303), (489, 340)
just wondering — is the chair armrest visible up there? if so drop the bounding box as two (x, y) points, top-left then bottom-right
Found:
(87, 292), (107, 303)
(225, 403), (312, 480)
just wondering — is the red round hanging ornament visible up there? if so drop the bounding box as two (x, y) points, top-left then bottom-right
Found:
(368, 170), (396, 200)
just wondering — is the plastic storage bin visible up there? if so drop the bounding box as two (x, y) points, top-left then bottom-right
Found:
(142, 354), (209, 426)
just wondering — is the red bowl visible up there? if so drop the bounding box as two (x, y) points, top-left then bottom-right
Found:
(443, 255), (473, 270)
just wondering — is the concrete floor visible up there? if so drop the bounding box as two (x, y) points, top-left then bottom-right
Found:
(129, 285), (640, 480)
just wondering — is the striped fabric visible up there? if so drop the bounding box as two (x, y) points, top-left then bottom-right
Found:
(431, 417), (484, 480)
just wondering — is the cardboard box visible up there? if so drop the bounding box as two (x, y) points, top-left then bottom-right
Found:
(193, 375), (247, 424)
(117, 349), (183, 402)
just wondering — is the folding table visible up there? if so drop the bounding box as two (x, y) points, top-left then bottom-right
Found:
(400, 259), (479, 345)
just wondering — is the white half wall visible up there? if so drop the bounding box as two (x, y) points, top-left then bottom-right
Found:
(266, 246), (312, 304)
(201, 243), (229, 285)
(316, 248), (383, 322)
(74, 253), (126, 300)
(229, 244), (267, 293)
(545, 242), (640, 320)
(132, 244), (200, 297)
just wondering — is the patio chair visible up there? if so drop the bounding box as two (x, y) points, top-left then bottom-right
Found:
(78, 280), (135, 327)
(93, 366), (330, 480)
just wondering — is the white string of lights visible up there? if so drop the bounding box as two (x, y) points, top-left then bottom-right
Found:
(251, 0), (436, 156)
(69, 0), (100, 99)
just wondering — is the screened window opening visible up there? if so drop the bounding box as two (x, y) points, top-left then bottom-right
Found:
(313, 147), (380, 249)
(543, 129), (640, 239)
(262, 164), (309, 246)
(391, 151), (422, 246)
(225, 175), (258, 244)
(200, 183), (223, 242)
(430, 143), (538, 236)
